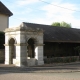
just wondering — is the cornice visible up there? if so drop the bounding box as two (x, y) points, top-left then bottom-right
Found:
(4, 23), (43, 33)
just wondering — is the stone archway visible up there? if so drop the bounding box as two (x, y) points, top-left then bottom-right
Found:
(4, 22), (44, 67)
(27, 38), (35, 58)
(27, 38), (36, 66)
(9, 38), (16, 64)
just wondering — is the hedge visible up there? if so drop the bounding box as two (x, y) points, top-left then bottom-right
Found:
(44, 56), (79, 64)
(0, 31), (5, 49)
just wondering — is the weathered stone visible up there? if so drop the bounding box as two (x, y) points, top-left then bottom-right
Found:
(4, 22), (44, 67)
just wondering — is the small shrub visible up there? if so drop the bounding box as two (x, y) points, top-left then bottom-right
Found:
(70, 57), (77, 62)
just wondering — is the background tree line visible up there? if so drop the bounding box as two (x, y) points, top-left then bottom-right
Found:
(51, 21), (71, 28)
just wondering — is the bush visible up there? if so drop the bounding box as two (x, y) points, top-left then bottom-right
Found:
(0, 31), (5, 49)
(44, 56), (79, 64)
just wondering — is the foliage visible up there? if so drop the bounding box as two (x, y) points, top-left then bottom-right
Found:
(51, 22), (60, 26)
(51, 21), (71, 28)
(44, 56), (78, 64)
(74, 46), (80, 53)
(0, 31), (5, 49)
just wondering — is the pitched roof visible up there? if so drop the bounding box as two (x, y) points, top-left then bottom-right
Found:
(23, 22), (80, 43)
(0, 1), (13, 16)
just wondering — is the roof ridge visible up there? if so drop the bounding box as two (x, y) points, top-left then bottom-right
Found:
(23, 22), (79, 30)
(22, 22), (80, 42)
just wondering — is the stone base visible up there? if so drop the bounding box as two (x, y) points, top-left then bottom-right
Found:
(27, 58), (36, 66)
(13, 58), (16, 64)
(5, 61), (9, 64)
(37, 60), (44, 65)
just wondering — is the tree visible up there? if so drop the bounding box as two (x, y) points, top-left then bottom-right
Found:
(52, 22), (60, 26)
(51, 21), (71, 28)
(60, 21), (71, 28)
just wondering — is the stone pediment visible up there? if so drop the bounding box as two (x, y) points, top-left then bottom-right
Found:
(4, 22), (43, 32)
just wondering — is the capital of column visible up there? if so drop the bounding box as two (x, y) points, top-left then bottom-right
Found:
(34, 43), (44, 46)
(14, 43), (27, 46)
(4, 44), (9, 46)
(4, 43), (28, 46)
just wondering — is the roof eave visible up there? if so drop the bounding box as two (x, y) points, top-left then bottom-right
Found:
(44, 40), (80, 43)
(0, 1), (13, 17)
(0, 12), (13, 17)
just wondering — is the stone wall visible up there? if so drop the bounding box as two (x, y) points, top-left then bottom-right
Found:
(0, 49), (5, 63)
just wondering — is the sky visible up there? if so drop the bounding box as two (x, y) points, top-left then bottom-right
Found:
(1, 0), (80, 29)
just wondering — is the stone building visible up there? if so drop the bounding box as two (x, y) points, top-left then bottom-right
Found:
(4, 23), (44, 67)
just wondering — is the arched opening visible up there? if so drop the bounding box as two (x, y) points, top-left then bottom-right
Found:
(27, 38), (35, 58)
(9, 38), (16, 64)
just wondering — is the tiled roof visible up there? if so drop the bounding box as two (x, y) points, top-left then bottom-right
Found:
(23, 22), (80, 43)
(0, 1), (13, 16)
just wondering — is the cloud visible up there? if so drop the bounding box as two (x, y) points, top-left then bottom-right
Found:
(36, 1), (79, 28)
(42, 2), (77, 17)
(32, 17), (80, 29)
(10, 0), (80, 29)
(13, 8), (32, 15)
(16, 0), (39, 6)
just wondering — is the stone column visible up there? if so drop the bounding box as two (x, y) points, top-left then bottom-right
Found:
(15, 43), (27, 67)
(35, 44), (44, 65)
(4, 44), (10, 64)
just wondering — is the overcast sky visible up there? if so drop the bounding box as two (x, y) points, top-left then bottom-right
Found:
(1, 0), (80, 28)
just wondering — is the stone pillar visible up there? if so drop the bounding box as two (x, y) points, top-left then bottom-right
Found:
(35, 44), (44, 65)
(15, 43), (27, 67)
(4, 44), (10, 64)
(4, 44), (16, 65)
